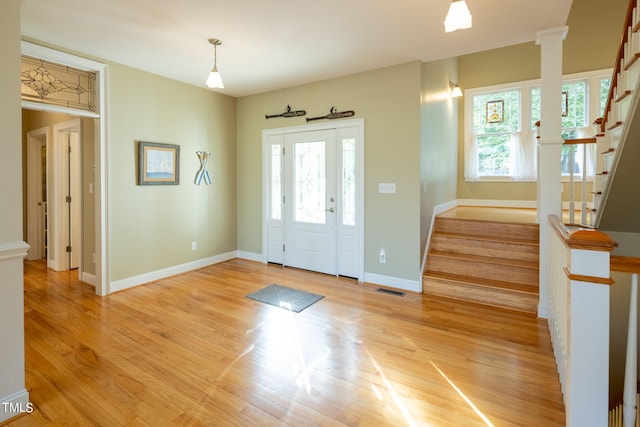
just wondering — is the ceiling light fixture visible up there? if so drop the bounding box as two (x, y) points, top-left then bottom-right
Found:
(450, 81), (463, 98)
(444, 0), (472, 33)
(206, 38), (224, 89)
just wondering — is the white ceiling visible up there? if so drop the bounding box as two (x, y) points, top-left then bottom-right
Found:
(20, 0), (573, 98)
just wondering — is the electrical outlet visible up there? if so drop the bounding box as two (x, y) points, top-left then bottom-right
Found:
(379, 248), (386, 264)
(191, 241), (197, 251)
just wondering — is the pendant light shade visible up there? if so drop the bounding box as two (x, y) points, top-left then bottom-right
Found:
(444, 0), (472, 33)
(206, 38), (224, 89)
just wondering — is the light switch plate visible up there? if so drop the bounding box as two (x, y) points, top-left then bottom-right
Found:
(378, 183), (396, 194)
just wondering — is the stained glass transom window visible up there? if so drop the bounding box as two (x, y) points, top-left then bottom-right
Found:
(21, 55), (96, 113)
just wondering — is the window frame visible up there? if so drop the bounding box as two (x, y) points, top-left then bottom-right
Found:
(464, 68), (612, 183)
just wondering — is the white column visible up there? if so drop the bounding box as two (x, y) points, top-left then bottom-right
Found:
(536, 26), (568, 318)
(0, 0), (31, 423)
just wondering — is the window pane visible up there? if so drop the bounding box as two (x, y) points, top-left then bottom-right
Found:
(342, 138), (356, 226)
(477, 134), (511, 176)
(472, 89), (520, 135)
(531, 87), (540, 130)
(561, 81), (586, 129)
(600, 78), (611, 116)
(294, 140), (326, 224)
(270, 144), (281, 220)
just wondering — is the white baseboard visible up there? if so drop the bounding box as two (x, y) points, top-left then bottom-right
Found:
(82, 272), (97, 287)
(364, 272), (421, 293)
(109, 251), (237, 293)
(421, 200), (459, 274)
(458, 199), (537, 209)
(236, 251), (262, 263)
(538, 304), (550, 319)
(0, 389), (32, 423)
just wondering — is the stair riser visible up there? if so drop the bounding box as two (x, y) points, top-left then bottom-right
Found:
(430, 235), (539, 262)
(434, 218), (539, 241)
(427, 257), (538, 287)
(423, 278), (538, 314)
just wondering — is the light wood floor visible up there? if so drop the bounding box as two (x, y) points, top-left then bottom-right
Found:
(8, 257), (565, 426)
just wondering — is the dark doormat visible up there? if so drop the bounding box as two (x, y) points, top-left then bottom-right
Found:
(246, 284), (324, 313)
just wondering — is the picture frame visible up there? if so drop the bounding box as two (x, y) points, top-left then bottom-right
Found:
(561, 91), (568, 117)
(486, 100), (504, 124)
(137, 141), (180, 185)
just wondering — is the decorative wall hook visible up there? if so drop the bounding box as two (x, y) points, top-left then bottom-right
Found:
(195, 151), (211, 185)
(306, 106), (355, 122)
(265, 104), (306, 119)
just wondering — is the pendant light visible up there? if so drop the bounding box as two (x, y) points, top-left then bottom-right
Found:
(206, 38), (224, 89)
(444, 0), (472, 33)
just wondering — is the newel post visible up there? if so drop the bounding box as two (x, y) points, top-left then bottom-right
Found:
(536, 26), (568, 318)
(564, 227), (617, 427)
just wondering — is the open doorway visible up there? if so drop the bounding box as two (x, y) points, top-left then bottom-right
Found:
(24, 114), (87, 278)
(21, 40), (108, 296)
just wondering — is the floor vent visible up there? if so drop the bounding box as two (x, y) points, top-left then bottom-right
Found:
(376, 288), (406, 297)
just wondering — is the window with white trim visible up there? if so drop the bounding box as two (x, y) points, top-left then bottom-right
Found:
(464, 70), (611, 182)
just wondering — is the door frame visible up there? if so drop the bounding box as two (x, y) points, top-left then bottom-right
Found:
(51, 119), (81, 273)
(21, 41), (110, 296)
(261, 118), (365, 281)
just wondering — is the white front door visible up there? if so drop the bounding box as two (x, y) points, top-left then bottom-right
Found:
(263, 119), (364, 281)
(284, 130), (337, 275)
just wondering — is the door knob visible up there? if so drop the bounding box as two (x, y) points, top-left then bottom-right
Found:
(325, 207), (335, 213)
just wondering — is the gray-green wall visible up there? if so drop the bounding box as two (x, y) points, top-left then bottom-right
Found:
(108, 63), (237, 282)
(237, 62), (423, 283)
(420, 58), (459, 262)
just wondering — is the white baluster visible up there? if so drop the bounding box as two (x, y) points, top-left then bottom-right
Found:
(624, 273), (638, 427)
(581, 144), (587, 225)
(569, 143), (575, 224)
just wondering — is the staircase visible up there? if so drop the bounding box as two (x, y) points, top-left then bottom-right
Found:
(422, 212), (539, 315)
(591, 0), (640, 232)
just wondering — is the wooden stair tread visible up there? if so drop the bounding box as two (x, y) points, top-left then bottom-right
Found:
(423, 293), (538, 317)
(423, 271), (539, 295)
(432, 231), (539, 247)
(427, 249), (539, 270)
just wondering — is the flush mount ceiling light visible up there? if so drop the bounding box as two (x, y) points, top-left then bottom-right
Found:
(450, 81), (463, 97)
(444, 0), (472, 33)
(206, 38), (224, 89)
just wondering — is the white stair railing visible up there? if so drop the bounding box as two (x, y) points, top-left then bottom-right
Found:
(564, 138), (596, 225)
(548, 215), (617, 426)
(610, 256), (640, 427)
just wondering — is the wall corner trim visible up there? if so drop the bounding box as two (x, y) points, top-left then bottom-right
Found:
(0, 241), (30, 262)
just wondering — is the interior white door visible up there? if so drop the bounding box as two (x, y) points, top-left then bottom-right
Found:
(26, 129), (48, 261)
(284, 130), (337, 275)
(68, 131), (81, 269)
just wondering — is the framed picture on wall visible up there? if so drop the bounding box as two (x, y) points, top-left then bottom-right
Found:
(137, 141), (180, 185)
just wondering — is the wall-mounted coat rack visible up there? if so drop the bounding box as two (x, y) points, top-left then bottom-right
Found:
(265, 105), (306, 119)
(306, 106), (354, 122)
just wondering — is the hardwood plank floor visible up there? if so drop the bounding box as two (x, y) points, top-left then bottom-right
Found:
(8, 258), (565, 426)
